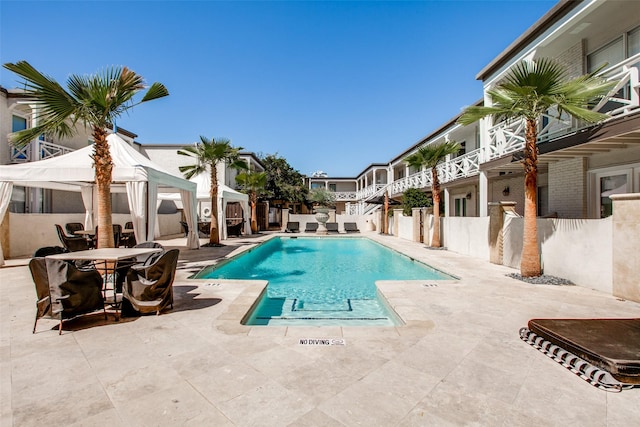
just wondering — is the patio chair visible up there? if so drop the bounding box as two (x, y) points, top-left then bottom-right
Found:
(285, 222), (300, 233)
(33, 246), (68, 257)
(65, 222), (84, 235)
(326, 222), (339, 233)
(179, 221), (189, 237)
(304, 222), (318, 233)
(123, 249), (179, 315)
(55, 224), (91, 252)
(94, 224), (123, 248)
(344, 222), (360, 233)
(114, 242), (165, 292)
(121, 221), (137, 248)
(29, 257), (105, 334)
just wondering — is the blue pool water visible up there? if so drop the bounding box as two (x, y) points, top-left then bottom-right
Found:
(196, 237), (453, 326)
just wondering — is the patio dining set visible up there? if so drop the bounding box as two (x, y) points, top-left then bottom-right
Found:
(55, 222), (137, 251)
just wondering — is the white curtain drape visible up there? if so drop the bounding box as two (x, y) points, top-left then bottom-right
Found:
(0, 182), (14, 266)
(80, 185), (94, 230)
(180, 189), (199, 249)
(146, 182), (158, 243)
(126, 181), (147, 243)
(154, 199), (162, 238)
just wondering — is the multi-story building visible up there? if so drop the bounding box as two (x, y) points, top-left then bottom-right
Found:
(310, 0), (639, 222)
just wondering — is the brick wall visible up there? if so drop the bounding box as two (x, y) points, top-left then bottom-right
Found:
(549, 157), (587, 218)
(554, 41), (584, 78)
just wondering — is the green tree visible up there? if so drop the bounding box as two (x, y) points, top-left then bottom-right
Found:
(178, 136), (243, 246)
(307, 188), (336, 209)
(405, 141), (460, 248)
(260, 154), (308, 205)
(3, 61), (168, 248)
(402, 188), (432, 216)
(458, 58), (614, 277)
(235, 164), (267, 233)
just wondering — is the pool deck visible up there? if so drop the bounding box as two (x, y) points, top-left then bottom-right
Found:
(1, 231), (639, 426)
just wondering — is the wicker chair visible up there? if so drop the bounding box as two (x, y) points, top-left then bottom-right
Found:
(55, 224), (91, 252)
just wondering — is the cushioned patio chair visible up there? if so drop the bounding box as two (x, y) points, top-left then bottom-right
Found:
(55, 224), (91, 252)
(286, 222), (300, 233)
(29, 257), (105, 334)
(304, 222), (318, 233)
(344, 222), (360, 233)
(123, 249), (179, 315)
(326, 222), (339, 233)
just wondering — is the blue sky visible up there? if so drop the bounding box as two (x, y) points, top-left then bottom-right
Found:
(1, 0), (556, 177)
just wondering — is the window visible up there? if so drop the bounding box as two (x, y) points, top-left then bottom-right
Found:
(537, 186), (549, 217)
(590, 163), (640, 218)
(587, 37), (623, 73)
(12, 115), (27, 132)
(453, 197), (467, 217)
(329, 184), (337, 192)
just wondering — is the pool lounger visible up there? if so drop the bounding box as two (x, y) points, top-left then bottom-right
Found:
(520, 318), (640, 390)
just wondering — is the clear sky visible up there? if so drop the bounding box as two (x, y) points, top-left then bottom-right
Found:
(1, 0), (556, 177)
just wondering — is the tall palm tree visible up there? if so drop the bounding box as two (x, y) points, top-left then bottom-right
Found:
(178, 136), (243, 246)
(458, 58), (614, 277)
(405, 141), (461, 248)
(235, 165), (267, 233)
(3, 61), (168, 248)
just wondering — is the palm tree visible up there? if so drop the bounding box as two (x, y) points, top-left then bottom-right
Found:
(177, 136), (243, 246)
(405, 141), (461, 248)
(458, 58), (614, 277)
(3, 61), (168, 248)
(235, 165), (267, 233)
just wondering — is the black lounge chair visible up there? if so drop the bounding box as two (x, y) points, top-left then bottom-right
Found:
(123, 249), (179, 315)
(521, 318), (640, 388)
(326, 222), (339, 233)
(304, 222), (318, 233)
(286, 222), (300, 233)
(29, 257), (105, 334)
(55, 224), (91, 252)
(344, 222), (360, 233)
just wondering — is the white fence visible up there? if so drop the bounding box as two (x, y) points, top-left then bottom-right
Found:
(442, 217), (490, 260)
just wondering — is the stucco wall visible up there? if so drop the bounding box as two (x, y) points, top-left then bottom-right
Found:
(503, 215), (612, 293)
(395, 212), (413, 241)
(442, 216), (490, 260)
(6, 212), (181, 258)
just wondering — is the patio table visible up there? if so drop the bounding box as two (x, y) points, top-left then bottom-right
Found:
(46, 247), (163, 319)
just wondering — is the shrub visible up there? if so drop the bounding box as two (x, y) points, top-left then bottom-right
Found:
(402, 188), (431, 216)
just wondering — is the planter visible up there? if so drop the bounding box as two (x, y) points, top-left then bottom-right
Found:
(314, 207), (331, 235)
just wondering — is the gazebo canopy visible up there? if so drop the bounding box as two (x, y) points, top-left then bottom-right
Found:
(0, 133), (199, 264)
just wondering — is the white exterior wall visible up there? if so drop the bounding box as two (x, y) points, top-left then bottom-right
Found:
(395, 213), (413, 241)
(502, 215), (612, 293)
(7, 212), (181, 258)
(442, 217), (490, 260)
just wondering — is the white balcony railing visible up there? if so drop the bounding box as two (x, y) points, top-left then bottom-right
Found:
(485, 54), (640, 163)
(332, 191), (358, 201)
(10, 139), (74, 163)
(355, 183), (386, 200)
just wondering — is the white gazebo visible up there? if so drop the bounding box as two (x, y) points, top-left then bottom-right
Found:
(0, 133), (199, 265)
(159, 171), (250, 239)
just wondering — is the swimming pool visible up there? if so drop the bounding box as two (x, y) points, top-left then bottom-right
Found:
(195, 237), (454, 326)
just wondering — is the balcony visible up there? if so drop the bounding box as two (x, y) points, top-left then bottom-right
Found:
(10, 139), (74, 163)
(484, 54), (640, 163)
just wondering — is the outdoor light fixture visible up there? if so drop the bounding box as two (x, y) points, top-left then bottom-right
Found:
(503, 186), (510, 196)
(466, 192), (472, 200)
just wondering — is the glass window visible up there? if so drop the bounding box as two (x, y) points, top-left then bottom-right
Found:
(599, 174), (627, 218)
(12, 115), (27, 132)
(628, 26), (640, 57)
(454, 197), (467, 217)
(588, 37), (623, 72)
(329, 184), (337, 192)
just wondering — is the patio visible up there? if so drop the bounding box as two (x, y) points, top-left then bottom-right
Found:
(1, 232), (638, 426)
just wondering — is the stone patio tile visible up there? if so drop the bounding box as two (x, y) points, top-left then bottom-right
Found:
(187, 361), (270, 404)
(287, 408), (347, 426)
(216, 380), (315, 426)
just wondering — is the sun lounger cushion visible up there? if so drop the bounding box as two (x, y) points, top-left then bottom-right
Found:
(527, 318), (640, 384)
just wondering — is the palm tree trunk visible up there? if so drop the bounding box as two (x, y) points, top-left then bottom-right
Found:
(250, 193), (258, 233)
(93, 127), (114, 249)
(521, 119), (541, 277)
(209, 167), (220, 245)
(430, 171), (441, 247)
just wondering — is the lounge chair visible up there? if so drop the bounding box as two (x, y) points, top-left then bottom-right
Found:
(344, 222), (360, 233)
(55, 224), (91, 252)
(123, 249), (179, 315)
(29, 257), (105, 334)
(285, 222), (300, 233)
(326, 222), (339, 233)
(304, 222), (318, 233)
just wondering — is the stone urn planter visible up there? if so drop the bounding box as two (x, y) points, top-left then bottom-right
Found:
(314, 207), (332, 235)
